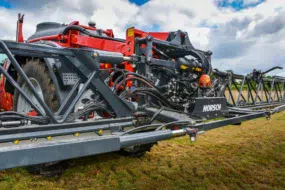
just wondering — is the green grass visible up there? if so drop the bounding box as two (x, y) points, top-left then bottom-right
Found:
(0, 112), (285, 190)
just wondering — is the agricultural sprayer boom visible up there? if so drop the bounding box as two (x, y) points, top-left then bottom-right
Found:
(0, 14), (284, 175)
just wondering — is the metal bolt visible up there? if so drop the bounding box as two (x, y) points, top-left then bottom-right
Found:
(190, 136), (196, 142)
(98, 130), (103, 135)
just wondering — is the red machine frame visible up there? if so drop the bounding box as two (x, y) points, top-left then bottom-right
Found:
(0, 14), (171, 111)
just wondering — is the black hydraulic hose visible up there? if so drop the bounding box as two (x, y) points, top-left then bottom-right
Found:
(65, 100), (115, 122)
(190, 49), (211, 74)
(127, 90), (170, 107)
(120, 120), (191, 136)
(150, 65), (177, 77)
(0, 111), (50, 124)
(111, 72), (128, 91)
(62, 25), (86, 35)
(195, 50), (211, 75)
(133, 91), (171, 107)
(61, 25), (126, 43)
(155, 120), (191, 131)
(116, 77), (154, 92)
(114, 72), (156, 88)
(0, 116), (49, 124)
(127, 88), (180, 109)
(66, 106), (114, 122)
(152, 47), (172, 60)
(0, 111), (31, 116)
(212, 69), (229, 77)
(119, 123), (162, 136)
(147, 107), (164, 124)
(112, 71), (160, 92)
(262, 66), (283, 75)
(104, 69), (127, 84)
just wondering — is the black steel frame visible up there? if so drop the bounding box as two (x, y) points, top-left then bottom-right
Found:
(213, 69), (285, 108)
(0, 40), (133, 123)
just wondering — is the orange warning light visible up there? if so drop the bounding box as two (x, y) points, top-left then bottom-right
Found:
(198, 74), (211, 88)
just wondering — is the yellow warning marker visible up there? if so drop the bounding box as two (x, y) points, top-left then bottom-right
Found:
(180, 65), (188, 70)
(98, 130), (103, 135)
(13, 140), (19, 145)
(74, 133), (79, 137)
(127, 27), (134, 37)
(47, 136), (52, 140)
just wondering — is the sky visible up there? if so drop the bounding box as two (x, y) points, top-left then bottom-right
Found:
(0, 0), (285, 76)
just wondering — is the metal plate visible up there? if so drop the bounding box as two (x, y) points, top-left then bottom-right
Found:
(189, 97), (229, 119)
(62, 72), (79, 85)
(0, 136), (120, 170)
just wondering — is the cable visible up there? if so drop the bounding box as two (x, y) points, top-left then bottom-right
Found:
(121, 88), (171, 108)
(65, 101), (115, 122)
(147, 107), (164, 124)
(0, 111), (50, 124)
(125, 87), (182, 109)
(116, 77), (155, 92)
(102, 68), (131, 87)
(61, 25), (126, 43)
(150, 65), (177, 78)
(120, 123), (161, 136)
(120, 120), (191, 136)
(155, 120), (191, 131)
(112, 71), (158, 91)
(152, 47), (172, 60)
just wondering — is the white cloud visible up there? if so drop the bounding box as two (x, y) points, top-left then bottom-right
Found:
(0, 0), (138, 39)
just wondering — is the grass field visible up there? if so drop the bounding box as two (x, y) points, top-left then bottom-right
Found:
(0, 112), (284, 189)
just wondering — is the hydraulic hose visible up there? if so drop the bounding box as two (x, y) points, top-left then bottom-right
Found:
(262, 66), (283, 75)
(61, 25), (125, 42)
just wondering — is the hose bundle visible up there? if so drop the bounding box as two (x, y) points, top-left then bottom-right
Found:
(66, 100), (115, 122)
(0, 111), (50, 125)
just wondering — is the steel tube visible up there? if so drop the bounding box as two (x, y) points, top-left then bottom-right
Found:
(0, 117), (133, 135)
(0, 40), (56, 122)
(56, 79), (81, 115)
(59, 71), (96, 123)
(120, 130), (173, 148)
(0, 135), (120, 170)
(0, 121), (133, 143)
(192, 112), (266, 131)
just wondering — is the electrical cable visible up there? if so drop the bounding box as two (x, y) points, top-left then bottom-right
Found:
(120, 120), (191, 136)
(155, 120), (191, 131)
(146, 107), (164, 124)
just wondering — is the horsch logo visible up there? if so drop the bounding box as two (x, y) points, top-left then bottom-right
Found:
(203, 104), (222, 112)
